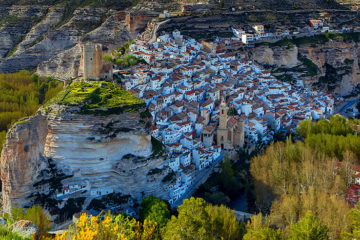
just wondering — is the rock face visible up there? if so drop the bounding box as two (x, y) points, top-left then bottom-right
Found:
(251, 45), (298, 68)
(12, 220), (38, 238)
(300, 41), (360, 96)
(248, 39), (360, 96)
(1, 105), (171, 213)
(0, 3), (155, 78)
(0, 0), (358, 77)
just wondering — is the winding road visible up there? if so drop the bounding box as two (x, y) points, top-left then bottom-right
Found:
(336, 99), (359, 116)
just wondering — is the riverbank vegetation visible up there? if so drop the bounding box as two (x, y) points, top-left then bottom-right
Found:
(41, 195), (360, 239)
(249, 115), (360, 239)
(0, 70), (63, 154)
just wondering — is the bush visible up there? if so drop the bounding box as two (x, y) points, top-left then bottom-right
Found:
(139, 195), (170, 228)
(0, 225), (31, 240)
(24, 206), (52, 238)
(344, 58), (354, 65)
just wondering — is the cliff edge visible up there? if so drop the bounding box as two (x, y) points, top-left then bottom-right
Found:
(0, 81), (172, 215)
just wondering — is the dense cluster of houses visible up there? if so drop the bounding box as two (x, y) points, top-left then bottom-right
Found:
(117, 31), (334, 204)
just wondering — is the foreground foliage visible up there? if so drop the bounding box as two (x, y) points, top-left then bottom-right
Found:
(139, 195), (170, 228)
(162, 197), (242, 240)
(0, 225), (32, 240)
(51, 197), (242, 240)
(1, 206), (51, 239)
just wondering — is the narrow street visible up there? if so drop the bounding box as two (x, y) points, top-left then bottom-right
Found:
(172, 152), (225, 208)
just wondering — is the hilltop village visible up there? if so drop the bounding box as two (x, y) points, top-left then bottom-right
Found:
(115, 31), (336, 204)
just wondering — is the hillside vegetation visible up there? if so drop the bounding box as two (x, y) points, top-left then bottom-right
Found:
(0, 70), (62, 154)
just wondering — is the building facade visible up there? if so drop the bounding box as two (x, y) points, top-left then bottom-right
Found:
(217, 97), (245, 150)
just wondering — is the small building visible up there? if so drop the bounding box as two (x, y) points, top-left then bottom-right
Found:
(241, 34), (255, 44)
(309, 19), (323, 29)
(253, 25), (264, 34)
(159, 10), (170, 18)
(202, 125), (215, 148)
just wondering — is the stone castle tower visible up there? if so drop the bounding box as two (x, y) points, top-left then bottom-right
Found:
(217, 96), (245, 150)
(81, 43), (113, 81)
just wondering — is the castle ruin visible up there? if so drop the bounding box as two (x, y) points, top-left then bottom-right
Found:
(81, 43), (113, 81)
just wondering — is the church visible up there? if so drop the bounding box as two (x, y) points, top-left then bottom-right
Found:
(216, 96), (245, 150)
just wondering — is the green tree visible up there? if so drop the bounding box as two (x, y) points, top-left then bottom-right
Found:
(0, 71), (62, 155)
(220, 156), (239, 196)
(139, 195), (170, 228)
(243, 213), (283, 240)
(288, 211), (329, 240)
(24, 206), (52, 239)
(10, 207), (24, 222)
(162, 197), (241, 240)
(341, 202), (360, 240)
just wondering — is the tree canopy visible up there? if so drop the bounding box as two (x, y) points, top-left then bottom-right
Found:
(139, 195), (170, 228)
(162, 197), (242, 240)
(0, 70), (62, 154)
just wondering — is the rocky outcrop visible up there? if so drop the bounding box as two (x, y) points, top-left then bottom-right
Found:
(248, 38), (360, 96)
(251, 45), (298, 68)
(300, 40), (360, 96)
(1, 104), (171, 213)
(1, 114), (49, 213)
(0, 3), (156, 77)
(12, 220), (38, 238)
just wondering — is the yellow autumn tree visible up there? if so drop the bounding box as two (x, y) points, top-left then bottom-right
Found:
(53, 212), (158, 240)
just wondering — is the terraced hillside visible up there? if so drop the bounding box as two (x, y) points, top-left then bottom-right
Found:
(0, 0), (357, 77)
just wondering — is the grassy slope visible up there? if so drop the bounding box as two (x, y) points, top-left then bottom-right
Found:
(49, 81), (145, 113)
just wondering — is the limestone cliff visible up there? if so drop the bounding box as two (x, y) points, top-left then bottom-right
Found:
(249, 39), (360, 96)
(251, 45), (298, 68)
(0, 0), (358, 77)
(1, 83), (171, 214)
(0, 3), (156, 78)
(300, 40), (360, 96)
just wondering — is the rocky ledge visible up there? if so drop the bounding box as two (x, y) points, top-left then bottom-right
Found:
(0, 82), (171, 215)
